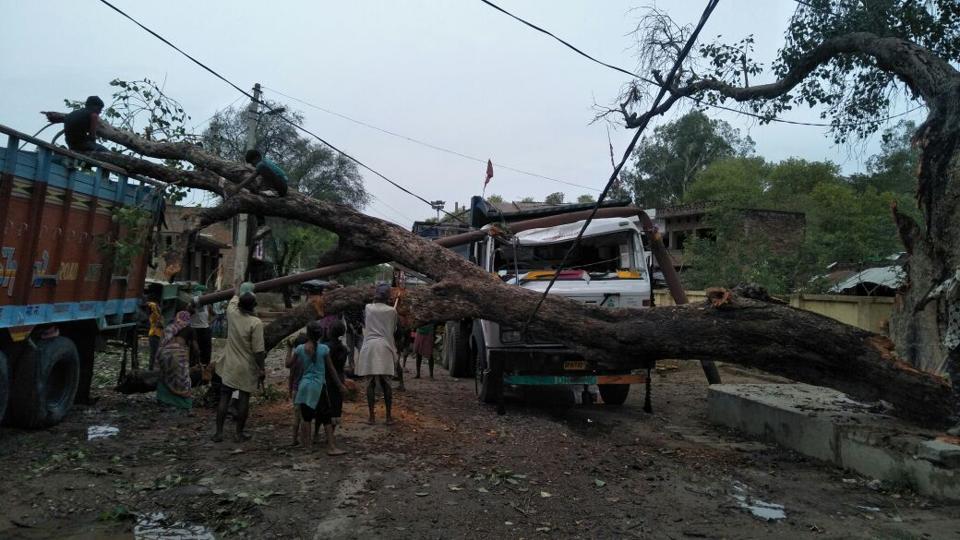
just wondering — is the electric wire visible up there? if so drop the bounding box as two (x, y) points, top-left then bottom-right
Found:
(97, 0), (468, 225)
(261, 85), (601, 192)
(521, 0), (720, 333)
(478, 0), (923, 128)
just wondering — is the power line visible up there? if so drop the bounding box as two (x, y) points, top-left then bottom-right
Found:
(97, 0), (468, 225)
(522, 0), (720, 332)
(478, 0), (923, 129)
(261, 86), (601, 192)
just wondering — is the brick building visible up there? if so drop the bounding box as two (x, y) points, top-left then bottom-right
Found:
(148, 204), (235, 288)
(653, 202), (805, 269)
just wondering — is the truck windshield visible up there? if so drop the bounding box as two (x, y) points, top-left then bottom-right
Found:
(494, 231), (642, 281)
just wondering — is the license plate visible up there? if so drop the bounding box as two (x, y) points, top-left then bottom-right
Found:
(563, 361), (587, 370)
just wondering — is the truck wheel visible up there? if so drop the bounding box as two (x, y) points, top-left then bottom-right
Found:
(0, 350), (9, 424)
(477, 350), (502, 405)
(598, 384), (630, 406)
(447, 321), (473, 378)
(8, 337), (80, 428)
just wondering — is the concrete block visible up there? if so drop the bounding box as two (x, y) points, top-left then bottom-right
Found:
(708, 383), (960, 501)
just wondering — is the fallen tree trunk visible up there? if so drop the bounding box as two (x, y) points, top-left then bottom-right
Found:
(41, 111), (953, 426)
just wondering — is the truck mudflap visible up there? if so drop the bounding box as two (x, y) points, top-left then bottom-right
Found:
(503, 373), (647, 386)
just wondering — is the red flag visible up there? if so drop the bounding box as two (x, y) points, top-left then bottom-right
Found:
(484, 159), (494, 187)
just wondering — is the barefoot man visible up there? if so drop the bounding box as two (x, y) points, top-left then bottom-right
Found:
(212, 282), (265, 442)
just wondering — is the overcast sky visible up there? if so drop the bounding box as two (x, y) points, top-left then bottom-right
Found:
(0, 1), (925, 227)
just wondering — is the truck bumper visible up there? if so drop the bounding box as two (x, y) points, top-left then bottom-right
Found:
(503, 373), (647, 386)
(488, 347), (653, 376)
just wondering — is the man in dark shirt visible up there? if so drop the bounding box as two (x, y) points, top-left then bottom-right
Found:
(63, 96), (109, 153)
(234, 149), (290, 238)
(236, 149), (289, 196)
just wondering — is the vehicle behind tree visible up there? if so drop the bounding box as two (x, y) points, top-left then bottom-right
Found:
(443, 197), (654, 408)
(0, 124), (164, 428)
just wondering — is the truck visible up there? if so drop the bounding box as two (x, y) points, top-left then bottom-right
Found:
(444, 197), (658, 408)
(0, 124), (164, 428)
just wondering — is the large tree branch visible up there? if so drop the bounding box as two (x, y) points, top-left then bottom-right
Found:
(44, 111), (252, 180)
(624, 32), (959, 128)
(43, 105), (953, 426)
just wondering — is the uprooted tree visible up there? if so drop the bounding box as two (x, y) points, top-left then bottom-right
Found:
(45, 0), (959, 426)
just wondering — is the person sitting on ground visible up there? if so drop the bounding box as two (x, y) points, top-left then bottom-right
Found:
(63, 96), (110, 153)
(357, 284), (399, 425)
(155, 311), (195, 410)
(316, 320), (350, 455)
(212, 283), (265, 443)
(284, 332), (309, 446)
(233, 149), (289, 238)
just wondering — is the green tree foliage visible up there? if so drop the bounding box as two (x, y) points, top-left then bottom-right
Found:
(203, 103), (367, 208)
(519, 196), (536, 203)
(485, 194), (505, 204)
(577, 194), (596, 204)
(624, 111), (754, 207)
(681, 153), (909, 293)
(544, 192), (565, 205)
(201, 102), (369, 293)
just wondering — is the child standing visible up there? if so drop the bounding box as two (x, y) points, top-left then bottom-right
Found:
(293, 321), (347, 451)
(284, 333), (309, 445)
(316, 320), (349, 455)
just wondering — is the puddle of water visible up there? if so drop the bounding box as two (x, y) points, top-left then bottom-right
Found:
(731, 482), (787, 521)
(87, 425), (120, 440)
(134, 512), (215, 540)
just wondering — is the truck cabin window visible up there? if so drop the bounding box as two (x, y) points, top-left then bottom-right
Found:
(494, 231), (641, 281)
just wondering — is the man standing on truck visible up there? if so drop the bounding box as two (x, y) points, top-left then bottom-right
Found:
(212, 285), (265, 443)
(63, 96), (109, 153)
(232, 149), (289, 238)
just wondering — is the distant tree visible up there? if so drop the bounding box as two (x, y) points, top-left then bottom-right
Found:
(683, 157), (768, 207)
(544, 192), (565, 205)
(577, 194), (596, 204)
(202, 102), (368, 305)
(485, 194), (505, 204)
(203, 104), (367, 208)
(519, 196), (536, 203)
(851, 121), (919, 196)
(624, 111), (754, 207)
(683, 155), (905, 293)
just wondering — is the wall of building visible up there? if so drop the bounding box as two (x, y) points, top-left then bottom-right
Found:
(653, 290), (893, 334)
(146, 204), (235, 287)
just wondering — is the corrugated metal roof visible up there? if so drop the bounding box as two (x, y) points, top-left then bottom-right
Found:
(829, 266), (905, 293)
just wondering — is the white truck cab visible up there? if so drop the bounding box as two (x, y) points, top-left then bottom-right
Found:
(471, 216), (652, 405)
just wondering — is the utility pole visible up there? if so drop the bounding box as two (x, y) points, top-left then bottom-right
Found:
(430, 200), (445, 222)
(234, 83), (261, 283)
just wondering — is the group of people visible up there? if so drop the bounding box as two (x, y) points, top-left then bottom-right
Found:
(143, 277), (432, 454)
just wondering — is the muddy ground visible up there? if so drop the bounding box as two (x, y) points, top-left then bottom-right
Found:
(1, 348), (959, 539)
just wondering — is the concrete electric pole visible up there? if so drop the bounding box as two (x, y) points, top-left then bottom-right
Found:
(234, 83), (262, 282)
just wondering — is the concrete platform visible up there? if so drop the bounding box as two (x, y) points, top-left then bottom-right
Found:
(708, 383), (960, 500)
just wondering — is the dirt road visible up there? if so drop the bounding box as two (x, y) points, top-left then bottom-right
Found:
(1, 351), (958, 539)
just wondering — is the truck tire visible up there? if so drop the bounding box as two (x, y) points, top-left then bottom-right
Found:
(598, 384), (630, 406)
(477, 348), (502, 405)
(8, 337), (80, 428)
(0, 350), (9, 424)
(447, 321), (473, 378)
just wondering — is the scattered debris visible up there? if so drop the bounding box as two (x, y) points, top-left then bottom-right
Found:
(87, 425), (119, 440)
(134, 512), (214, 540)
(731, 482), (786, 521)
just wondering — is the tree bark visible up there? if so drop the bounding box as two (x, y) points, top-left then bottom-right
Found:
(41, 96), (956, 425)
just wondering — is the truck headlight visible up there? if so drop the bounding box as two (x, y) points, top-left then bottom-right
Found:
(500, 328), (522, 343)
